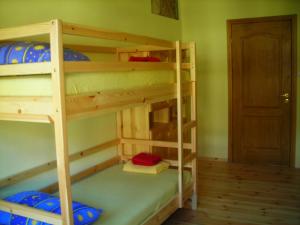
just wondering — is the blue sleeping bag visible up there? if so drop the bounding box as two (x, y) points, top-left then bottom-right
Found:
(0, 42), (90, 65)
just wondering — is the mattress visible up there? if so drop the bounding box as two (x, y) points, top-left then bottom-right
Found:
(69, 164), (191, 225)
(0, 70), (175, 96)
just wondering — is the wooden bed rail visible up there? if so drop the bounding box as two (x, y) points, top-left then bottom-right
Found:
(0, 21), (51, 41)
(0, 139), (119, 188)
(0, 82), (192, 124)
(116, 42), (190, 53)
(142, 183), (193, 225)
(0, 19), (174, 49)
(62, 22), (174, 48)
(0, 62), (52, 77)
(0, 61), (190, 77)
(0, 200), (62, 225)
(120, 138), (192, 149)
(64, 44), (116, 54)
(40, 156), (120, 194)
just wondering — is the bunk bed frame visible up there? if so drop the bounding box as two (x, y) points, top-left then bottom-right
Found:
(0, 19), (197, 225)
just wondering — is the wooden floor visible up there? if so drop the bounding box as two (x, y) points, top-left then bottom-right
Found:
(164, 159), (300, 225)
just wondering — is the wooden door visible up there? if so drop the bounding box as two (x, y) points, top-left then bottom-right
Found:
(228, 16), (297, 166)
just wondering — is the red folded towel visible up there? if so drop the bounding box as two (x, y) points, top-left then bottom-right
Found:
(129, 56), (161, 62)
(132, 152), (162, 166)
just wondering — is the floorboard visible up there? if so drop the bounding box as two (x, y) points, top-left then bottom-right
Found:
(163, 159), (300, 225)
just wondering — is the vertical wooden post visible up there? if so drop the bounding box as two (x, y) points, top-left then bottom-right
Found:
(117, 112), (124, 158)
(50, 19), (73, 225)
(116, 49), (124, 159)
(190, 42), (198, 210)
(176, 41), (184, 208)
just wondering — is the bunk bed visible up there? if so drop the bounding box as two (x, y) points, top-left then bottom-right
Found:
(0, 19), (197, 225)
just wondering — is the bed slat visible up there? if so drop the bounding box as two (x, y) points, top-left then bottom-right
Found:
(64, 61), (175, 73)
(0, 62), (51, 76)
(0, 200), (62, 225)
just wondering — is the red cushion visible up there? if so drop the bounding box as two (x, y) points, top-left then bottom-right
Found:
(132, 152), (162, 166)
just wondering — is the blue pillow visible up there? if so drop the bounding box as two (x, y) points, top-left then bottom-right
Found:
(0, 42), (90, 65)
(0, 191), (102, 225)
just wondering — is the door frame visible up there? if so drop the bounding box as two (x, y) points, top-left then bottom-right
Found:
(227, 15), (297, 167)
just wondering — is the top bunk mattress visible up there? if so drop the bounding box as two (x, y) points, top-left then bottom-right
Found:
(69, 164), (191, 225)
(0, 70), (175, 97)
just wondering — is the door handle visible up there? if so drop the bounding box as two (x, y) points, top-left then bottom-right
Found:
(280, 93), (289, 98)
(280, 93), (290, 104)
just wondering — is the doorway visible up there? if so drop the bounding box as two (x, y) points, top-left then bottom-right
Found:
(227, 15), (297, 166)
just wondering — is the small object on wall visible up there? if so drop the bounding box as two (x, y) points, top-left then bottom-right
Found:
(151, 0), (179, 20)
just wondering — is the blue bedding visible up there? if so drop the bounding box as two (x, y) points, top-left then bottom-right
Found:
(0, 191), (102, 225)
(0, 42), (89, 65)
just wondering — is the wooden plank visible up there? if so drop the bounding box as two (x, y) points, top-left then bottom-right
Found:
(0, 96), (52, 116)
(117, 45), (174, 53)
(0, 113), (53, 123)
(117, 43), (190, 53)
(116, 112), (124, 157)
(166, 160), (192, 169)
(195, 159), (300, 225)
(0, 62), (51, 76)
(121, 106), (151, 156)
(184, 152), (197, 165)
(176, 41), (184, 208)
(183, 183), (194, 203)
(142, 184), (193, 225)
(41, 156), (120, 194)
(0, 21), (51, 41)
(181, 63), (190, 70)
(66, 82), (191, 118)
(66, 84), (173, 116)
(150, 100), (176, 112)
(64, 61), (175, 73)
(143, 197), (178, 225)
(183, 120), (197, 131)
(68, 139), (119, 161)
(0, 139), (118, 188)
(64, 44), (116, 54)
(189, 42), (198, 209)
(0, 82), (191, 123)
(63, 22), (174, 48)
(0, 200), (62, 225)
(50, 19), (73, 225)
(121, 138), (192, 149)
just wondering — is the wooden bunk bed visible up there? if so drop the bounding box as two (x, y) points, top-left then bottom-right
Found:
(0, 19), (197, 225)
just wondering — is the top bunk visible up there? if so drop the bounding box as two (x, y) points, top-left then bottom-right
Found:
(0, 19), (195, 123)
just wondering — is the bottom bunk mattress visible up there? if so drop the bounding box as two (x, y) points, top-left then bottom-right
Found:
(69, 164), (191, 225)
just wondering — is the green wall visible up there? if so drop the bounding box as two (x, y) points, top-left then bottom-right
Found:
(181, 0), (300, 167)
(0, 0), (181, 196)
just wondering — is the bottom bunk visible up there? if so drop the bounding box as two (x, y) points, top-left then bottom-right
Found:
(0, 162), (193, 225)
(65, 164), (191, 225)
